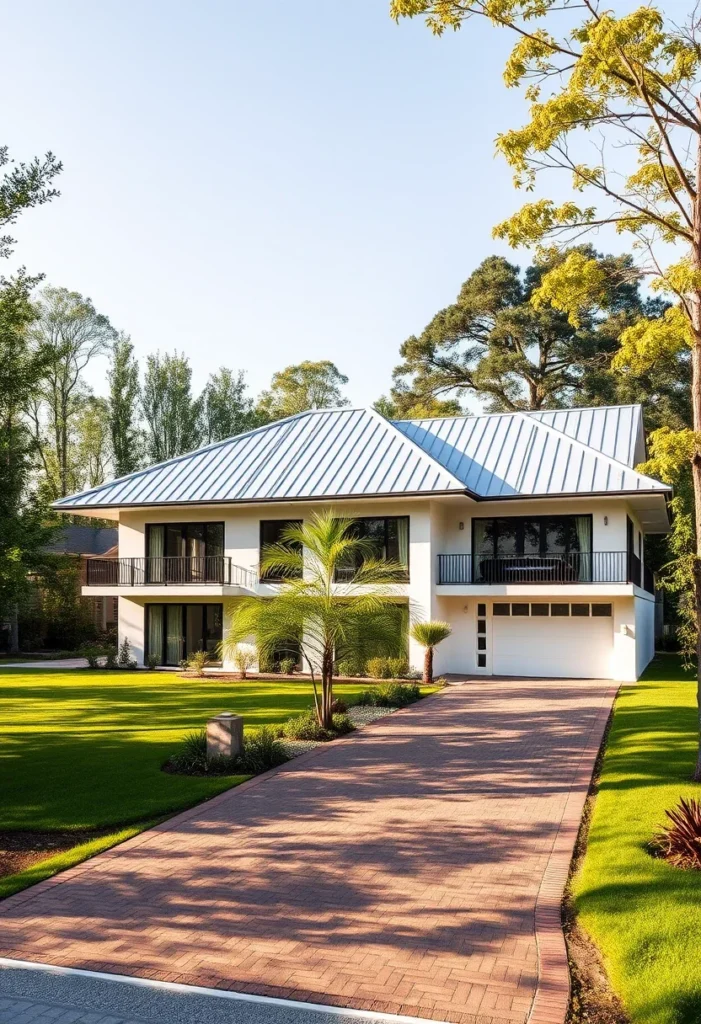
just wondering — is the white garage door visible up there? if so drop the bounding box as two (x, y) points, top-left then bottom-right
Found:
(491, 602), (613, 679)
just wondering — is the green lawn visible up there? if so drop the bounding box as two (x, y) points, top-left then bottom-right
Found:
(0, 668), (371, 897)
(0, 668), (370, 833)
(574, 654), (701, 1024)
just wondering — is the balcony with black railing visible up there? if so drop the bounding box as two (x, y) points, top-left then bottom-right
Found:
(86, 556), (258, 590)
(437, 551), (655, 593)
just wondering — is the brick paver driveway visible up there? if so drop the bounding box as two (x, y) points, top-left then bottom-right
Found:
(0, 679), (617, 1024)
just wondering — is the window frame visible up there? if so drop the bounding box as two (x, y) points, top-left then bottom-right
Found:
(259, 520), (303, 582)
(145, 602), (224, 667)
(333, 515), (410, 583)
(471, 514), (593, 558)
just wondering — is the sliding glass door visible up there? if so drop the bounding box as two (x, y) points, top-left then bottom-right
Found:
(147, 603), (224, 666)
(146, 523), (225, 583)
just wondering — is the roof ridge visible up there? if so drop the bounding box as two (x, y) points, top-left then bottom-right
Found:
(369, 407), (469, 494)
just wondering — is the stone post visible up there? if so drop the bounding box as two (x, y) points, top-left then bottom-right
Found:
(206, 712), (244, 761)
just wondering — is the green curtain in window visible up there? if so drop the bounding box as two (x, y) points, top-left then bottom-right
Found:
(575, 517), (592, 581)
(397, 519), (409, 570)
(166, 605), (182, 665)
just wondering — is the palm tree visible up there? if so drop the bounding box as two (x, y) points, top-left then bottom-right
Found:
(410, 621), (452, 685)
(222, 511), (407, 729)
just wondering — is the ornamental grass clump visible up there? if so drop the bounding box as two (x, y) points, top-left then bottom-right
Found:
(651, 796), (701, 870)
(166, 726), (289, 776)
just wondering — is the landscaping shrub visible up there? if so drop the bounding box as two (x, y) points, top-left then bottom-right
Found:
(357, 682), (422, 708)
(283, 710), (328, 741)
(188, 650), (209, 677)
(278, 656), (296, 675)
(117, 637), (137, 669)
(330, 697), (348, 714)
(238, 726), (289, 773)
(331, 713), (354, 735)
(652, 796), (701, 870)
(335, 658), (365, 678)
(366, 656), (392, 679)
(146, 653), (159, 670)
(233, 645), (256, 678)
(166, 726), (289, 776)
(387, 657), (409, 678)
(105, 648), (117, 669)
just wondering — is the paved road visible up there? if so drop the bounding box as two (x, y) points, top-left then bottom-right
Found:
(0, 680), (616, 1024)
(0, 964), (377, 1024)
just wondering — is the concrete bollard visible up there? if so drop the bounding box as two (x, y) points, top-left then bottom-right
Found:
(206, 712), (244, 761)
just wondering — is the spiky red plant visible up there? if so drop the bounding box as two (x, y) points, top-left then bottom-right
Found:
(652, 797), (701, 870)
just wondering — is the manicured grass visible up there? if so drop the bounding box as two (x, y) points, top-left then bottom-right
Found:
(0, 669), (370, 832)
(573, 654), (701, 1024)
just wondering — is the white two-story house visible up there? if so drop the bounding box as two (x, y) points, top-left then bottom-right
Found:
(55, 404), (670, 682)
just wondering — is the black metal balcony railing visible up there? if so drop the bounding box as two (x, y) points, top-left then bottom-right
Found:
(86, 556), (258, 589)
(437, 552), (655, 594)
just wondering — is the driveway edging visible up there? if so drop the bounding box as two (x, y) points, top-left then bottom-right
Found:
(527, 683), (619, 1024)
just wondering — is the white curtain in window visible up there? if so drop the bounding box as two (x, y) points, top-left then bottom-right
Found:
(149, 526), (165, 583)
(397, 518), (409, 570)
(148, 606), (164, 665)
(575, 517), (592, 581)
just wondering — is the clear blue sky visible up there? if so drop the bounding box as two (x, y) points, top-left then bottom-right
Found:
(4, 0), (590, 407)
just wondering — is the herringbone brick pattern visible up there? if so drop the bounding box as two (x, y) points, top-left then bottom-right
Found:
(0, 680), (616, 1024)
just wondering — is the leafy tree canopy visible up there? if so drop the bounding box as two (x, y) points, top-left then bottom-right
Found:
(141, 351), (202, 463)
(200, 367), (258, 443)
(0, 146), (61, 259)
(257, 360), (349, 421)
(391, 248), (660, 413)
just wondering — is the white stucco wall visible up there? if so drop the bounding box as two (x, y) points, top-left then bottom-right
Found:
(115, 496), (658, 678)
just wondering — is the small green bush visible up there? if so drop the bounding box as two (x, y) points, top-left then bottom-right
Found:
(335, 658), (365, 678)
(278, 656), (296, 675)
(117, 637), (133, 668)
(283, 710), (328, 741)
(238, 726), (289, 773)
(146, 653), (159, 670)
(330, 697), (348, 714)
(366, 656), (392, 679)
(188, 650), (209, 677)
(356, 682), (422, 708)
(331, 713), (354, 735)
(387, 657), (409, 679)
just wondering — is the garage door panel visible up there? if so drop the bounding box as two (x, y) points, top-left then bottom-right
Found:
(492, 613), (613, 678)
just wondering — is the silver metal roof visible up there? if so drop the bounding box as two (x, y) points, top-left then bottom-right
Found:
(526, 405), (645, 468)
(54, 403), (668, 511)
(393, 406), (667, 499)
(54, 408), (465, 510)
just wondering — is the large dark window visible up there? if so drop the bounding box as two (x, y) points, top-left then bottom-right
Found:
(334, 516), (410, 582)
(146, 522), (225, 582)
(472, 515), (592, 583)
(146, 603), (223, 666)
(260, 520), (303, 581)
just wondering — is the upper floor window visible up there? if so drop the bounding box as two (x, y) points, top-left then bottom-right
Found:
(146, 522), (225, 583)
(260, 520), (303, 581)
(472, 514), (592, 583)
(335, 516), (410, 582)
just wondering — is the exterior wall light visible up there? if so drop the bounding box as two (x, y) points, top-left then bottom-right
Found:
(459, 521), (464, 530)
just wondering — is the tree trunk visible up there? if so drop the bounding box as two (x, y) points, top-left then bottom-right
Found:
(423, 647), (433, 686)
(690, 110), (701, 782)
(8, 605), (19, 656)
(320, 649), (335, 729)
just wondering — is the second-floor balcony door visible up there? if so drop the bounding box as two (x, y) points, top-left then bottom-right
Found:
(146, 523), (225, 584)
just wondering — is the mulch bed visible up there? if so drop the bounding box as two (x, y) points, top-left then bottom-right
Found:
(0, 827), (115, 879)
(564, 711), (630, 1024)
